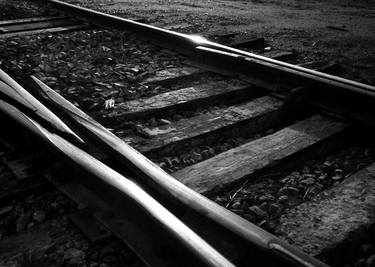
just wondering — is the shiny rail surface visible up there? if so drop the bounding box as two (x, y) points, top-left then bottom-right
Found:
(44, 0), (375, 126)
(46, 0), (375, 97)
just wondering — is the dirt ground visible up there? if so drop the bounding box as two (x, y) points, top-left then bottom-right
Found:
(70, 0), (375, 85)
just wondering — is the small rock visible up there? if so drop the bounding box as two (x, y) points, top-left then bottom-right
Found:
(159, 119), (171, 125)
(258, 195), (269, 202)
(114, 82), (126, 88)
(164, 157), (173, 168)
(130, 67), (140, 73)
(278, 195), (289, 203)
(101, 46), (111, 52)
(158, 162), (167, 170)
(318, 175), (327, 181)
(322, 161), (334, 171)
(191, 152), (202, 161)
(214, 196), (227, 204)
(231, 201), (241, 209)
(287, 186), (299, 195)
(200, 150), (209, 159)
(207, 146), (215, 155)
(248, 205), (267, 219)
(280, 177), (291, 184)
(335, 168), (343, 175)
(290, 171), (301, 178)
(301, 177), (315, 185)
(278, 187), (289, 195)
(182, 157), (190, 166)
(302, 166), (311, 174)
(135, 124), (152, 138)
(171, 157), (180, 166)
(331, 175), (343, 181)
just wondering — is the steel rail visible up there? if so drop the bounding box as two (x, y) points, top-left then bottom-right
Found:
(0, 69), (82, 142)
(0, 99), (236, 267)
(45, 0), (375, 99)
(28, 75), (329, 267)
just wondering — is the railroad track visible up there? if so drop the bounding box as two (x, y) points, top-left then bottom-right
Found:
(0, 0), (375, 266)
(0, 15), (93, 38)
